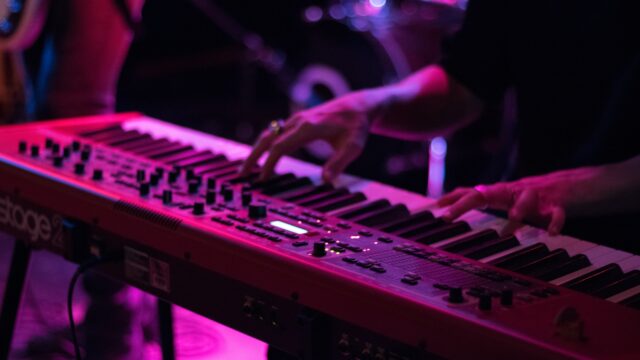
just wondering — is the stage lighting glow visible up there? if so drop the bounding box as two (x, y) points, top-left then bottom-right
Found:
(369, 0), (387, 8)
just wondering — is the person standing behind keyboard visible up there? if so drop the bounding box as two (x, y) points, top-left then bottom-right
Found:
(241, 0), (640, 253)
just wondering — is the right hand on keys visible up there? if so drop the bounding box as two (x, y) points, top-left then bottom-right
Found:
(240, 90), (381, 183)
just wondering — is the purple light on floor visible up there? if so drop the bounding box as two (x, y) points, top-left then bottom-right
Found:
(428, 137), (447, 198)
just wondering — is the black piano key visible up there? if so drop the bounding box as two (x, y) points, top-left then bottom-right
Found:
(88, 128), (129, 142)
(196, 159), (242, 175)
(80, 125), (123, 137)
(489, 243), (549, 269)
(412, 221), (471, 245)
(277, 184), (334, 202)
(248, 173), (296, 190)
(513, 248), (570, 275)
(135, 142), (185, 156)
(148, 145), (194, 160)
(112, 135), (157, 150)
(260, 177), (313, 196)
(440, 229), (500, 254)
(563, 263), (624, 293)
(175, 154), (226, 169)
(107, 133), (150, 147)
(223, 171), (260, 184)
(457, 235), (520, 260)
(311, 192), (367, 212)
(378, 210), (435, 233)
(355, 204), (410, 227)
(591, 270), (640, 299)
(294, 188), (349, 207)
(397, 218), (446, 238)
(122, 138), (170, 152)
(162, 150), (211, 164)
(620, 292), (640, 310)
(533, 254), (591, 281)
(334, 199), (391, 220)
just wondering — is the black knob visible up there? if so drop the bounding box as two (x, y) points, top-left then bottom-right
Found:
(74, 162), (85, 175)
(30, 145), (40, 157)
(479, 294), (492, 311)
(248, 203), (267, 219)
(53, 155), (64, 168)
(63, 146), (72, 158)
(207, 177), (216, 190)
(80, 149), (91, 161)
(448, 287), (464, 304)
(193, 202), (205, 215)
(139, 182), (150, 196)
(168, 170), (179, 183)
(18, 141), (27, 153)
(500, 289), (513, 307)
(45, 138), (54, 148)
(241, 192), (252, 206)
(92, 169), (103, 180)
(312, 242), (327, 257)
(136, 169), (146, 182)
(72, 140), (81, 152)
(186, 168), (195, 179)
(221, 187), (234, 202)
(51, 143), (61, 154)
(162, 190), (173, 205)
(188, 180), (200, 194)
(150, 173), (160, 186)
(154, 167), (165, 177)
(205, 190), (216, 204)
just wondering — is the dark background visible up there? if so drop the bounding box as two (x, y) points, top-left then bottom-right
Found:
(115, 0), (506, 194)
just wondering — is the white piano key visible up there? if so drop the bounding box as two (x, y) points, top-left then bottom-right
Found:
(617, 256), (640, 272)
(607, 284), (640, 304)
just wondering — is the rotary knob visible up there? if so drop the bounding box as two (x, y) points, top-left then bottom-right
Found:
(80, 148), (91, 161)
(139, 182), (150, 197)
(221, 186), (234, 202)
(74, 162), (85, 175)
(192, 202), (205, 215)
(241, 192), (252, 206)
(92, 169), (103, 181)
(53, 155), (64, 168)
(248, 203), (267, 219)
(205, 190), (216, 204)
(30, 145), (40, 157)
(188, 180), (200, 194)
(312, 242), (327, 257)
(448, 287), (464, 304)
(479, 294), (492, 311)
(18, 141), (27, 153)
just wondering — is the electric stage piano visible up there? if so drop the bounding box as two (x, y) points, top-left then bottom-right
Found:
(1, 113), (639, 359)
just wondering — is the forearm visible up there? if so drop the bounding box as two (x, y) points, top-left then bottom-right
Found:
(367, 65), (484, 141)
(572, 155), (640, 216)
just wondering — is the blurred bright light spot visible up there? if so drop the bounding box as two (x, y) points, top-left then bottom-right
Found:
(430, 137), (447, 159)
(304, 6), (323, 22)
(329, 4), (346, 19)
(369, 0), (386, 8)
(428, 137), (447, 198)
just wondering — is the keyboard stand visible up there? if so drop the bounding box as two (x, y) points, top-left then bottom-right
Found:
(0, 238), (31, 360)
(0, 236), (177, 360)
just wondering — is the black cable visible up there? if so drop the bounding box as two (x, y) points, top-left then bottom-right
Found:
(66, 254), (120, 360)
